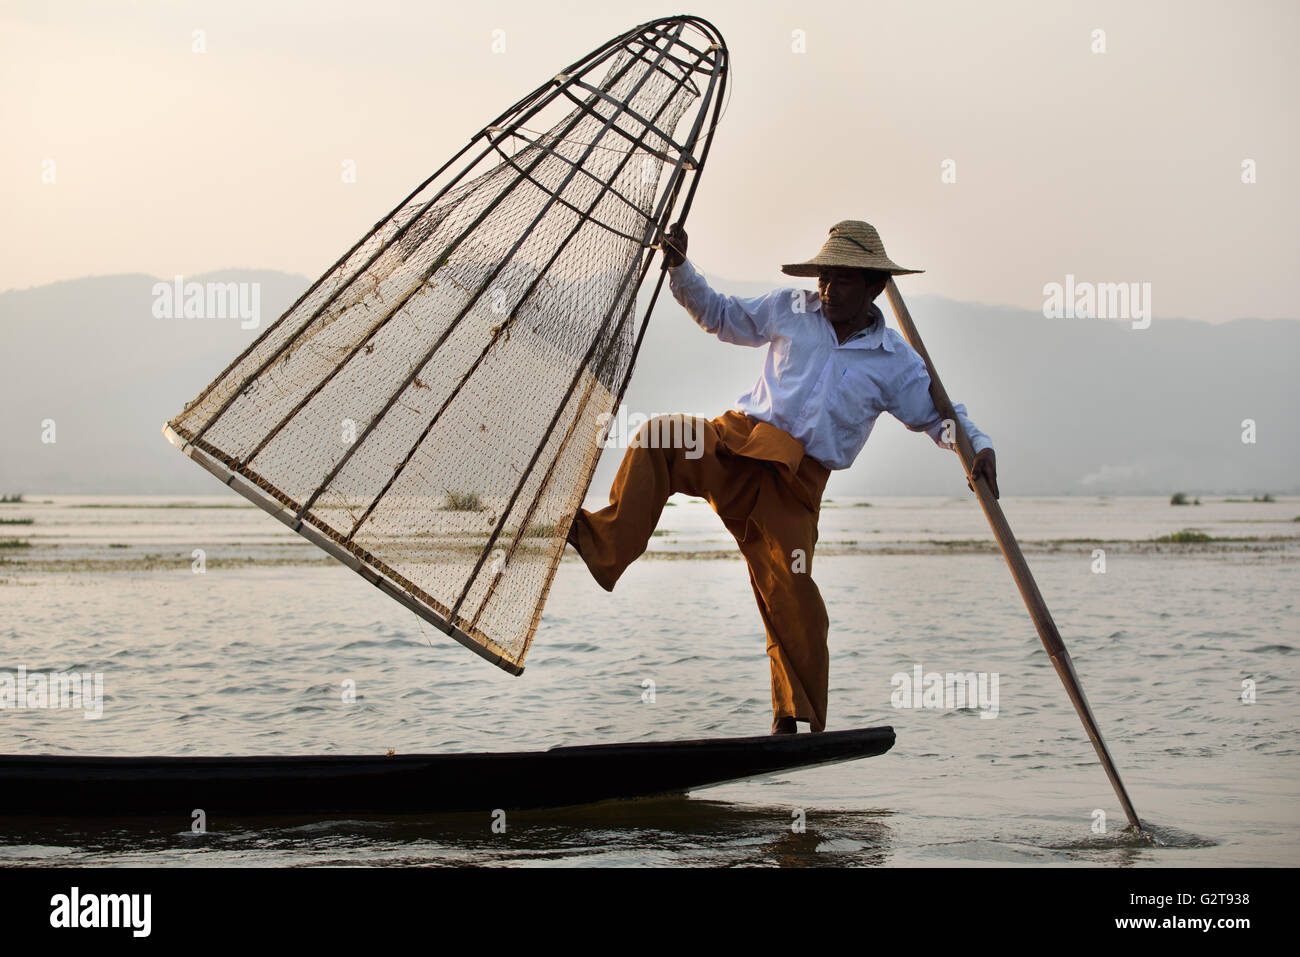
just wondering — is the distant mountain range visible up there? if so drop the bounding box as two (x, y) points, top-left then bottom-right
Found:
(1, 269), (1295, 497)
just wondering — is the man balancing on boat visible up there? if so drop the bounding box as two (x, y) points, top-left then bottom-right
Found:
(566, 220), (999, 735)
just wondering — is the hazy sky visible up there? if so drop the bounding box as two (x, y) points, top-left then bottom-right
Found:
(3, 0), (1297, 321)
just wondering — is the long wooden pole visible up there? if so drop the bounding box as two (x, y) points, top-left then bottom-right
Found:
(884, 280), (1143, 832)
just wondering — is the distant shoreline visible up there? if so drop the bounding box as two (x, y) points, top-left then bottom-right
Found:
(3, 535), (1296, 580)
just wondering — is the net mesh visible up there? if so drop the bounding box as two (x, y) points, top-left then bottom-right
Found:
(167, 23), (720, 673)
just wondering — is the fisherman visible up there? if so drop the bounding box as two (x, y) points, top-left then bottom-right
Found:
(566, 220), (998, 735)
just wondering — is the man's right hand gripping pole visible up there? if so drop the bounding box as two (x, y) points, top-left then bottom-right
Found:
(662, 222), (688, 268)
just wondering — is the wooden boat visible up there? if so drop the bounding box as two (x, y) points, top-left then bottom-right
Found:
(0, 727), (894, 817)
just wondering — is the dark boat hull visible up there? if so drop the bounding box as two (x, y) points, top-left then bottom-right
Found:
(0, 727), (894, 817)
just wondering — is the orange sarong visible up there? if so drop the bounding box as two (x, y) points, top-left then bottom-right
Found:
(568, 411), (833, 731)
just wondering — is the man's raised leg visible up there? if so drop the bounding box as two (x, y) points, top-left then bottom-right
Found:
(568, 414), (759, 591)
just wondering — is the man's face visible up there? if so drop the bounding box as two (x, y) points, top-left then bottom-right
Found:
(817, 267), (887, 324)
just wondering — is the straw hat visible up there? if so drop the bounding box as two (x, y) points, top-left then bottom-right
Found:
(781, 220), (923, 277)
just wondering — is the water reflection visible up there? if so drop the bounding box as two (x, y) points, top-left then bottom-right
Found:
(0, 798), (897, 867)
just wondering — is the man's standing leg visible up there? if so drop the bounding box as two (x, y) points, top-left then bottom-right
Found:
(722, 469), (829, 733)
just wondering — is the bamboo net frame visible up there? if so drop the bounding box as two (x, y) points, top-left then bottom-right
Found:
(164, 16), (730, 674)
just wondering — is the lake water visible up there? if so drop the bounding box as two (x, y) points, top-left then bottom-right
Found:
(1, 494), (1296, 866)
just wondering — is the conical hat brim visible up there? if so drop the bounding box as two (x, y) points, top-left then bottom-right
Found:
(780, 232), (923, 276)
(781, 261), (924, 277)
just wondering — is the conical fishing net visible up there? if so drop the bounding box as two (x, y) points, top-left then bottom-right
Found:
(165, 18), (727, 673)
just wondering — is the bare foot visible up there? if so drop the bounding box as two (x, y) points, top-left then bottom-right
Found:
(771, 716), (797, 735)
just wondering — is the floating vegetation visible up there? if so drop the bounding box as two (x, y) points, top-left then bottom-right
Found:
(0, 493), (26, 504)
(1155, 529), (1212, 543)
(0, 539), (31, 549)
(69, 503), (252, 510)
(0, 518), (33, 525)
(3, 554), (338, 574)
(441, 490), (485, 512)
(927, 539), (1000, 550)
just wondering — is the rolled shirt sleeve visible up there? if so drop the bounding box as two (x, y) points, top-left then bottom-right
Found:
(889, 350), (993, 453)
(667, 259), (781, 347)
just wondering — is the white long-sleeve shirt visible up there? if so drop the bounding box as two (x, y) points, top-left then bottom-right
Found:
(667, 258), (992, 471)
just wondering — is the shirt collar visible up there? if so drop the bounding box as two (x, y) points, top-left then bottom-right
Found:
(810, 292), (892, 352)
